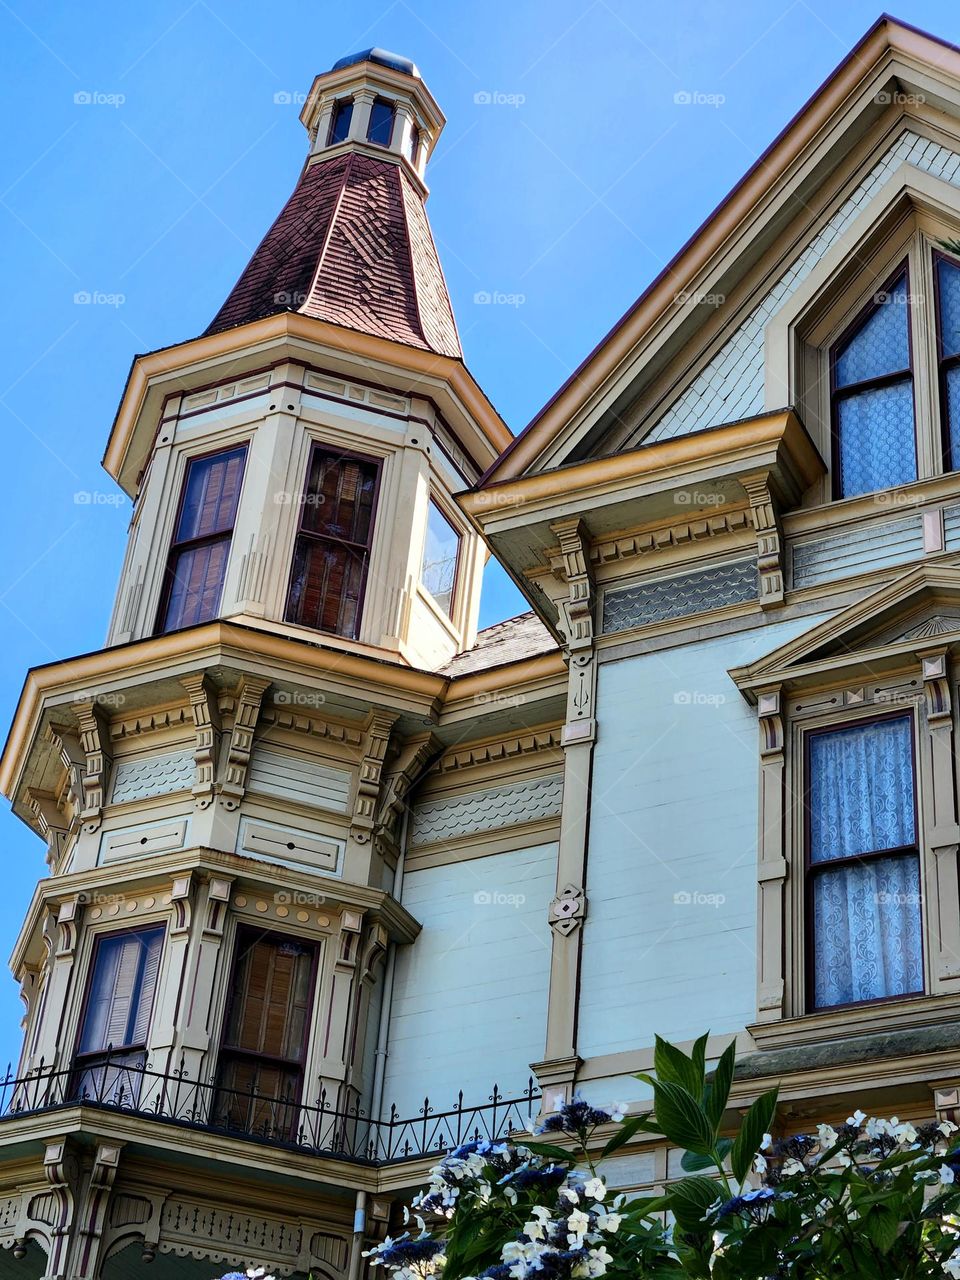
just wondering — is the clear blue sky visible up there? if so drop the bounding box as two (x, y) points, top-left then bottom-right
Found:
(0, 0), (955, 1065)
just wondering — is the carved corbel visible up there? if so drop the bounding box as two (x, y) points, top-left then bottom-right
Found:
(37, 1137), (78, 1280)
(55, 898), (82, 959)
(202, 877), (233, 940)
(921, 650), (952, 724)
(73, 1142), (123, 1279)
(219, 676), (271, 809)
(180, 673), (221, 809)
(549, 884), (586, 936)
(169, 874), (194, 936)
(25, 788), (70, 869)
(741, 472), (785, 609)
(550, 518), (597, 742)
(351, 713), (399, 843)
(45, 723), (87, 821)
(72, 700), (112, 830)
(374, 733), (440, 842)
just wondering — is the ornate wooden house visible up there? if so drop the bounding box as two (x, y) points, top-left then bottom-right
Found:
(6, 17), (960, 1280)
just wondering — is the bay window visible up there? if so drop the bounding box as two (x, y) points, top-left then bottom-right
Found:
(213, 930), (317, 1138)
(155, 444), (246, 633)
(73, 925), (164, 1101)
(805, 714), (923, 1009)
(830, 266), (916, 499)
(421, 500), (460, 616)
(284, 445), (380, 639)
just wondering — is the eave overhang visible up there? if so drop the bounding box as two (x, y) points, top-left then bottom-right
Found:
(103, 312), (511, 497)
(459, 409), (825, 634)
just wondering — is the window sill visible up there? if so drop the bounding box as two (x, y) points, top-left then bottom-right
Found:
(748, 990), (960, 1051)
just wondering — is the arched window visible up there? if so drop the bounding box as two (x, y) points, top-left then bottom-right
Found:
(830, 266), (916, 499)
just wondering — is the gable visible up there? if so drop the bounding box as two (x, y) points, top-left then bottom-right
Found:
(483, 18), (960, 485)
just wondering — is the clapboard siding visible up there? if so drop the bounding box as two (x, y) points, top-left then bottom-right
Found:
(247, 748), (351, 812)
(790, 515), (923, 589)
(382, 843), (555, 1118)
(579, 617), (824, 1061)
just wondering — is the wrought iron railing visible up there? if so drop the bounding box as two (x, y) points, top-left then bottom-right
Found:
(0, 1052), (540, 1166)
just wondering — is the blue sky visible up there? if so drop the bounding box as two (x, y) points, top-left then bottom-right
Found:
(0, 0), (955, 1065)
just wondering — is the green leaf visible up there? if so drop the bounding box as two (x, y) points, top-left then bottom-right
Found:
(599, 1112), (657, 1159)
(654, 1034), (705, 1098)
(680, 1149), (716, 1172)
(652, 1080), (716, 1155)
(729, 1087), (778, 1183)
(863, 1206), (900, 1254)
(667, 1175), (723, 1228)
(704, 1040), (736, 1128)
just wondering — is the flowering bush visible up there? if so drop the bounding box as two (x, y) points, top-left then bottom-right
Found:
(363, 1032), (960, 1279)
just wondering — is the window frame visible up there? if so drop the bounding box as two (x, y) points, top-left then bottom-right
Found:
(800, 708), (924, 1013)
(366, 96), (395, 147)
(933, 248), (960, 472)
(419, 496), (462, 619)
(327, 97), (354, 146)
(828, 259), (918, 501)
(283, 442), (383, 641)
(154, 441), (248, 635)
(71, 923), (166, 1069)
(213, 926), (320, 1130)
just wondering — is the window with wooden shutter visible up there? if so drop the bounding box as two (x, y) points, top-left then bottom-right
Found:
(284, 446), (380, 639)
(155, 444), (247, 633)
(72, 925), (165, 1103)
(213, 930), (318, 1139)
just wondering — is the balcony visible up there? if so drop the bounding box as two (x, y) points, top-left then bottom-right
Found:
(0, 1052), (541, 1166)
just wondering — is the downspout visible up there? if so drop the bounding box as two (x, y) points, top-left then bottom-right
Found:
(347, 1191), (368, 1280)
(371, 804), (409, 1125)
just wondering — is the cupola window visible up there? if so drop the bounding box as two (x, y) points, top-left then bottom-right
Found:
(830, 266), (916, 499)
(328, 98), (353, 145)
(421, 500), (460, 616)
(367, 97), (395, 146)
(155, 444), (247, 634)
(284, 445), (380, 640)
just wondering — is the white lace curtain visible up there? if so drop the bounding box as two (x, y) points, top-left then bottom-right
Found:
(808, 715), (923, 1008)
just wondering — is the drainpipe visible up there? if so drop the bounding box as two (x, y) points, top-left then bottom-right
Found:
(370, 805), (409, 1127)
(347, 1190), (368, 1280)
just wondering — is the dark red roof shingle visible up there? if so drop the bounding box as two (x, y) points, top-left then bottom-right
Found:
(207, 152), (461, 358)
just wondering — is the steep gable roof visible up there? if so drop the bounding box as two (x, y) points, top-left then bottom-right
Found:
(481, 16), (960, 485)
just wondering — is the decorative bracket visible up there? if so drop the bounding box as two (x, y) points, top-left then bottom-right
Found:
(551, 518), (598, 740)
(351, 713), (398, 843)
(219, 676), (271, 809)
(921, 650), (952, 724)
(25, 787), (70, 869)
(741, 471), (785, 609)
(757, 687), (785, 758)
(180, 673), (221, 809)
(374, 733), (441, 841)
(549, 883), (587, 935)
(72, 700), (112, 830)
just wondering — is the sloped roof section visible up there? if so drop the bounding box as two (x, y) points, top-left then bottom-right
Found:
(207, 153), (461, 358)
(442, 611), (558, 677)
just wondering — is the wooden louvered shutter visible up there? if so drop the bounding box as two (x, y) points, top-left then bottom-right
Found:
(78, 927), (165, 1056)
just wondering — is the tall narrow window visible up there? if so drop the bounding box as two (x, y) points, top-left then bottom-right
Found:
(73, 926), (164, 1103)
(155, 445), (246, 633)
(367, 98), (395, 146)
(421, 501), (460, 616)
(831, 268), (916, 498)
(936, 253), (960, 470)
(806, 715), (922, 1009)
(328, 98), (353, 145)
(214, 931), (317, 1139)
(285, 446), (379, 639)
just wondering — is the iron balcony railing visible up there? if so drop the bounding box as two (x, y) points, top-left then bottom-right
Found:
(0, 1051), (541, 1166)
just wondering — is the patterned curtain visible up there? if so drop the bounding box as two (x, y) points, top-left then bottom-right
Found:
(808, 717), (922, 1008)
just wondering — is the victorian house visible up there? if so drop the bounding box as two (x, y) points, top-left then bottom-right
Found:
(4, 16), (960, 1280)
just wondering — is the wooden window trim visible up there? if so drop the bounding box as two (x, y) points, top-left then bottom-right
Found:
(154, 442), (247, 635)
(829, 259), (917, 500)
(933, 248), (960, 472)
(420, 497), (462, 618)
(801, 709), (924, 1013)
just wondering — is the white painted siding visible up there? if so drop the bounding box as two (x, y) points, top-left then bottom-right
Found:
(247, 748), (351, 812)
(382, 843), (556, 1119)
(579, 619), (825, 1059)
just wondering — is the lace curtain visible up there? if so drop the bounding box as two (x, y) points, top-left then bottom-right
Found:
(808, 716), (923, 1008)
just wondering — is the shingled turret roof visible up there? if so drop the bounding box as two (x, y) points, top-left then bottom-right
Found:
(206, 150), (462, 358)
